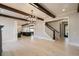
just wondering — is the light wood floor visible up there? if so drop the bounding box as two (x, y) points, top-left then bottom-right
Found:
(2, 36), (79, 56)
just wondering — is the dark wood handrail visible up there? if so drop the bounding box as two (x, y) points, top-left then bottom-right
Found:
(45, 22), (60, 40)
(45, 23), (60, 33)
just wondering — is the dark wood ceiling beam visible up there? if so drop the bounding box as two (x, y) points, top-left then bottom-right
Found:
(22, 23), (28, 26)
(22, 21), (35, 26)
(22, 23), (34, 27)
(0, 14), (29, 21)
(30, 3), (56, 18)
(22, 23), (30, 26)
(0, 4), (44, 21)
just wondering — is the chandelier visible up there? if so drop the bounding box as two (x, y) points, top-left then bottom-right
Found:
(27, 10), (37, 26)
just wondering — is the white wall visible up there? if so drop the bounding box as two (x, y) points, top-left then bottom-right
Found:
(34, 20), (52, 40)
(45, 26), (53, 39)
(0, 16), (17, 43)
(17, 26), (22, 33)
(68, 13), (79, 46)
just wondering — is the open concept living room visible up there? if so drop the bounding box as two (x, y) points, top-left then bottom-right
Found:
(0, 3), (79, 56)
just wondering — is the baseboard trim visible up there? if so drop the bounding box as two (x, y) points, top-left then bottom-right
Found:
(68, 42), (79, 47)
(2, 40), (17, 44)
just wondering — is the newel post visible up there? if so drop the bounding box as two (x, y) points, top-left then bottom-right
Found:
(0, 25), (3, 56)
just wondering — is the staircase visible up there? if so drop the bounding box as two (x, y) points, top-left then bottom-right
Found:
(45, 22), (60, 40)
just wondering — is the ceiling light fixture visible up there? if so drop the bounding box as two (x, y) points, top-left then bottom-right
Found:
(62, 9), (66, 12)
(27, 10), (37, 26)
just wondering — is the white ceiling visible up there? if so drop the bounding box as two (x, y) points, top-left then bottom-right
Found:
(40, 3), (78, 17)
(1, 3), (78, 26)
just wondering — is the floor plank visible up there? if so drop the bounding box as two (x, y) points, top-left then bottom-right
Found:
(2, 36), (79, 56)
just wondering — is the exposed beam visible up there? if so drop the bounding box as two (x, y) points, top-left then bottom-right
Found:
(0, 14), (29, 21)
(22, 23), (29, 26)
(77, 3), (79, 12)
(22, 24), (34, 26)
(0, 4), (44, 21)
(30, 3), (56, 18)
(22, 21), (35, 26)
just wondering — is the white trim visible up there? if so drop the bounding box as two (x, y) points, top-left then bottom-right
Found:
(2, 39), (17, 44)
(68, 42), (79, 47)
(65, 38), (79, 47)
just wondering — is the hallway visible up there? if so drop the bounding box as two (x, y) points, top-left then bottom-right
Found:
(2, 37), (79, 56)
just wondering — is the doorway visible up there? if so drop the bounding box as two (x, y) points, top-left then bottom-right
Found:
(60, 21), (68, 40)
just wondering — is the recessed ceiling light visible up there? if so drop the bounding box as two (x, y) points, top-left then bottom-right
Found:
(62, 9), (66, 12)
